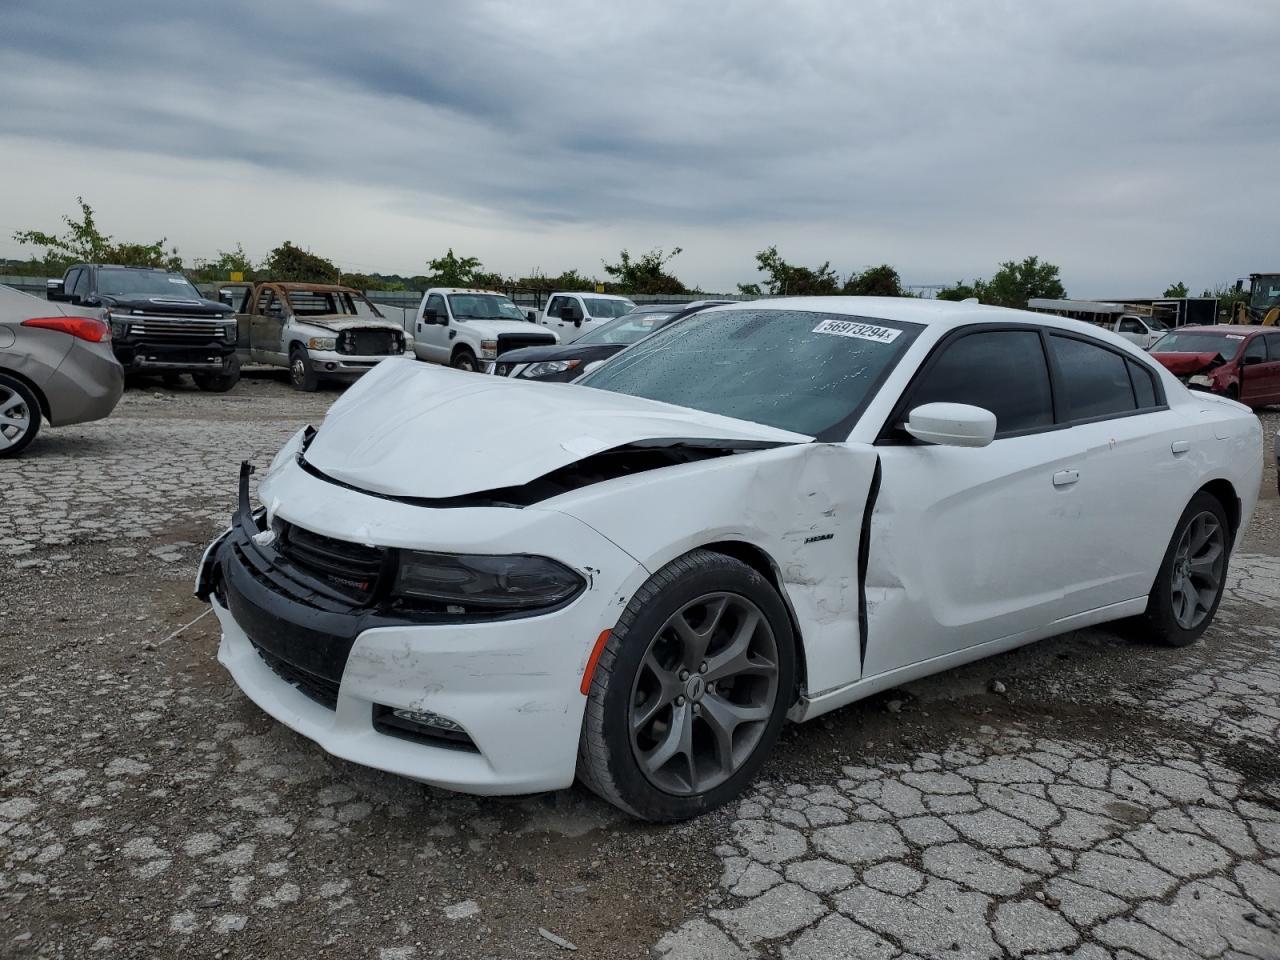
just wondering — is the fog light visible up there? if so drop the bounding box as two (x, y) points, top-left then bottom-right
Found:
(372, 704), (478, 752)
(325, 362), (337, 371)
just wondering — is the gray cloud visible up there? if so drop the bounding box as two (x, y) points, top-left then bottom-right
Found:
(1, 0), (1277, 293)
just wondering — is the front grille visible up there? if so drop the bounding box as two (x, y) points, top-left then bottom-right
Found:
(275, 521), (387, 602)
(338, 329), (399, 356)
(125, 318), (224, 339)
(252, 640), (339, 710)
(497, 333), (556, 353)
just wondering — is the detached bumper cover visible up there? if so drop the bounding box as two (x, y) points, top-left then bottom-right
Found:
(196, 457), (646, 795)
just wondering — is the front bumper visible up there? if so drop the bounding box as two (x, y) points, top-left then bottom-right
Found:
(196, 453), (646, 795)
(307, 350), (407, 378)
(114, 337), (236, 372)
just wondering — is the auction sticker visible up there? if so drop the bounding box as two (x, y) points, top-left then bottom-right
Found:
(812, 318), (901, 343)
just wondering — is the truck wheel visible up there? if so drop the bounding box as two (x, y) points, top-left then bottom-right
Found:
(450, 348), (478, 372)
(289, 347), (319, 392)
(0, 374), (41, 459)
(193, 355), (241, 393)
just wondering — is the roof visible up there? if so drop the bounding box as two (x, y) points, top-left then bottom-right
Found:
(1175, 325), (1269, 334)
(262, 281), (361, 294)
(548, 291), (634, 300)
(426, 288), (508, 296)
(73, 263), (181, 273)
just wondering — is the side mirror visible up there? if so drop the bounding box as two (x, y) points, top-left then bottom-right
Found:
(526, 310), (536, 323)
(423, 308), (440, 324)
(905, 402), (997, 448)
(46, 280), (66, 301)
(574, 316), (583, 327)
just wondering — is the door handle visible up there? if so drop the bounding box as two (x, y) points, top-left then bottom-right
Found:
(1170, 440), (1190, 455)
(1053, 469), (1080, 487)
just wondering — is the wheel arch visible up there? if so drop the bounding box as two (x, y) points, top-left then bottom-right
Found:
(0, 366), (51, 422)
(1197, 478), (1241, 541)
(698, 539), (808, 704)
(450, 343), (476, 361)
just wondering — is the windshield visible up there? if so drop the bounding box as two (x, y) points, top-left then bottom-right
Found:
(578, 309), (921, 436)
(1147, 317), (1168, 330)
(285, 289), (384, 318)
(97, 269), (201, 299)
(583, 297), (634, 318)
(577, 312), (675, 345)
(448, 294), (525, 321)
(1251, 276), (1280, 310)
(1151, 331), (1244, 360)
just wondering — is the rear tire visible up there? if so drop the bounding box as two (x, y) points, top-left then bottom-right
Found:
(1137, 492), (1231, 647)
(0, 374), (41, 458)
(577, 549), (795, 821)
(289, 347), (319, 392)
(193, 355), (241, 393)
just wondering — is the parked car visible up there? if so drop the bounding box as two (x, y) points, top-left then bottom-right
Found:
(1111, 313), (1168, 350)
(1150, 325), (1280, 408)
(196, 298), (1261, 821)
(218, 282), (410, 392)
(538, 291), (636, 343)
(0, 283), (123, 457)
(495, 302), (731, 382)
(48, 264), (239, 391)
(404, 288), (557, 371)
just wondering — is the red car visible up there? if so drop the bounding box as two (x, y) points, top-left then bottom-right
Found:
(1150, 325), (1280, 409)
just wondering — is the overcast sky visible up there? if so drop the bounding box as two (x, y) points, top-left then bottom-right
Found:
(1, 0), (1276, 295)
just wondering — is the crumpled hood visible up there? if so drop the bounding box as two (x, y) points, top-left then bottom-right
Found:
(1151, 351), (1222, 375)
(301, 315), (401, 333)
(304, 358), (809, 499)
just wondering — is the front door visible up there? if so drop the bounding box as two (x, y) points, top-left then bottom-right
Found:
(415, 293), (451, 363)
(543, 295), (584, 341)
(249, 288), (287, 364)
(867, 326), (1084, 676)
(1240, 333), (1280, 406)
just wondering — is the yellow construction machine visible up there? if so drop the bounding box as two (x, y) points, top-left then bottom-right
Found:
(1230, 272), (1280, 325)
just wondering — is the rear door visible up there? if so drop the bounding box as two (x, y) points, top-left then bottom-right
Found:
(1266, 334), (1280, 403)
(869, 326), (1087, 675)
(1043, 333), (1194, 612)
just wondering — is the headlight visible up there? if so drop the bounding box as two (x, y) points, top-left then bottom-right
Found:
(521, 359), (581, 378)
(308, 337), (337, 350)
(110, 317), (129, 337)
(224, 322), (237, 341)
(480, 339), (499, 358)
(394, 551), (584, 612)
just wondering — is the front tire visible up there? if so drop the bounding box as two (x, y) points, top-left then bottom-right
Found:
(289, 347), (319, 392)
(193, 355), (241, 393)
(577, 550), (795, 821)
(450, 348), (478, 372)
(0, 374), (41, 458)
(1138, 492), (1231, 647)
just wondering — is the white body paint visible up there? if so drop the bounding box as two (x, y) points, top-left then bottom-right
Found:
(208, 298), (1263, 795)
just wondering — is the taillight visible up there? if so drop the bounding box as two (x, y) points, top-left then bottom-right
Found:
(21, 315), (111, 343)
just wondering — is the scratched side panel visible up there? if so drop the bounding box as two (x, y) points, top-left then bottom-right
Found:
(554, 443), (879, 697)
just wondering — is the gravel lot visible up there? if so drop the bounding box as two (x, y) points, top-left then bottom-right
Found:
(2, 375), (1278, 960)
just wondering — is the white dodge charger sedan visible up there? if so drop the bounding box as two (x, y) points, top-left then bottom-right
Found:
(196, 298), (1262, 821)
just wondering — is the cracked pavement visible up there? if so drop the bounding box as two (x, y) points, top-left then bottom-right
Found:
(2, 378), (1278, 959)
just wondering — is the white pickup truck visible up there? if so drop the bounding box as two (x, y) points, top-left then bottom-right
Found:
(539, 291), (635, 343)
(406, 288), (558, 371)
(1111, 314), (1169, 350)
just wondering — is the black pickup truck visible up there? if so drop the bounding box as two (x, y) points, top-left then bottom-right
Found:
(47, 264), (240, 391)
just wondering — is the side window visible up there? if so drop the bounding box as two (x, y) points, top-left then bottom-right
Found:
(1050, 335), (1136, 420)
(1118, 317), (1143, 334)
(1243, 337), (1267, 362)
(1267, 334), (1280, 360)
(1127, 359), (1159, 409)
(70, 269), (89, 298)
(546, 296), (564, 318)
(426, 294), (447, 319)
(256, 289), (273, 316)
(907, 330), (1054, 436)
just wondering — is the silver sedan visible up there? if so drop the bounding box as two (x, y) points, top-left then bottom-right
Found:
(0, 283), (123, 457)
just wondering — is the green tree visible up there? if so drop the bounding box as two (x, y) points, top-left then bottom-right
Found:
(426, 249), (485, 287)
(602, 247), (686, 295)
(976, 256), (1065, 308)
(1201, 282), (1249, 320)
(1163, 281), (1189, 298)
(14, 197), (182, 272)
(262, 242), (340, 283)
(190, 243), (259, 282)
(516, 268), (602, 293)
(936, 281), (980, 301)
(738, 246), (840, 296)
(843, 263), (907, 297)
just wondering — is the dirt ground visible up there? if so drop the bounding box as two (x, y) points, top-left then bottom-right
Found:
(2, 373), (1277, 959)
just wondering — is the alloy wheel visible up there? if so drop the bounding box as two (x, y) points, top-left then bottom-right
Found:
(1170, 510), (1226, 630)
(0, 385), (32, 451)
(628, 592), (780, 795)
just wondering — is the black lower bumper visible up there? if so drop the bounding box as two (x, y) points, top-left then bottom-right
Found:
(115, 338), (236, 372)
